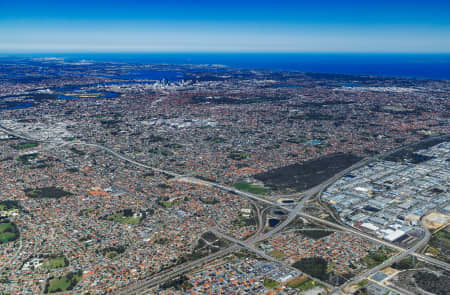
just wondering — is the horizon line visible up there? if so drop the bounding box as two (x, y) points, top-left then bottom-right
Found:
(1, 51), (450, 55)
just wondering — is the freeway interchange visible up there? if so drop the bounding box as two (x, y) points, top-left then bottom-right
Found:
(1, 124), (449, 295)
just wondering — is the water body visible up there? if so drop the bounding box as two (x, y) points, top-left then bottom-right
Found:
(109, 70), (184, 81)
(269, 218), (280, 227)
(0, 101), (34, 110)
(3, 53), (450, 110)
(281, 199), (294, 204)
(16, 53), (450, 80)
(57, 91), (119, 100)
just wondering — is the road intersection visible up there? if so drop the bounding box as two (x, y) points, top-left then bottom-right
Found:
(1, 124), (448, 294)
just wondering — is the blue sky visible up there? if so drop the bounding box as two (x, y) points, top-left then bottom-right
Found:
(0, 0), (449, 53)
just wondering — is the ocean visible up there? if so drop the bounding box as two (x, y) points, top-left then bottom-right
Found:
(5, 53), (450, 80)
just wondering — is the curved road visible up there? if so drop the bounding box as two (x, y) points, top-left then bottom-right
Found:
(1, 124), (449, 294)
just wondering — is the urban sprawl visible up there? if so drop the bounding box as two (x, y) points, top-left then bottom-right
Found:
(0, 57), (449, 295)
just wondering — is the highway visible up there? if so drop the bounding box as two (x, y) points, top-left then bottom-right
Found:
(210, 229), (335, 290)
(116, 245), (238, 295)
(1, 124), (449, 294)
(109, 138), (448, 294)
(328, 220), (432, 294)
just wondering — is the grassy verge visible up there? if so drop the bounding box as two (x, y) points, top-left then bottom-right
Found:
(233, 182), (270, 195)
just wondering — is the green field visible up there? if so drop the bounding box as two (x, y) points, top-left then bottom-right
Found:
(159, 200), (173, 208)
(107, 213), (141, 225)
(263, 278), (280, 289)
(13, 142), (39, 150)
(233, 182), (270, 195)
(45, 271), (82, 293)
(0, 222), (19, 244)
(44, 256), (69, 269)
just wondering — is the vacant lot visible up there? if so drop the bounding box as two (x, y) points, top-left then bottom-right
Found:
(254, 153), (362, 192)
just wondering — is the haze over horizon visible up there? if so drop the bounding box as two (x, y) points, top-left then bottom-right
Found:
(1, 0), (449, 53)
